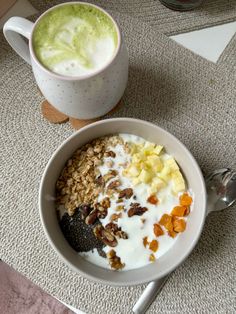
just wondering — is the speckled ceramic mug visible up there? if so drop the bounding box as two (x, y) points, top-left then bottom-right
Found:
(3, 2), (128, 119)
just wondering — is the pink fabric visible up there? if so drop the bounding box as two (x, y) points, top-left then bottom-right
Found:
(0, 261), (74, 314)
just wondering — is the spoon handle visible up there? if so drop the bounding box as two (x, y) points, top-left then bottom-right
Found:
(132, 276), (168, 313)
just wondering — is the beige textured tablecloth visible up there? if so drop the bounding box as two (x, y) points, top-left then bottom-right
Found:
(1, 10), (236, 314)
(30, 0), (236, 35)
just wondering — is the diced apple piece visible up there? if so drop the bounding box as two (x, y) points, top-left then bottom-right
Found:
(127, 165), (140, 177)
(172, 171), (185, 193)
(132, 153), (142, 163)
(151, 177), (166, 192)
(146, 155), (163, 172)
(153, 145), (163, 155)
(138, 169), (153, 183)
(165, 158), (179, 172)
(158, 166), (171, 182)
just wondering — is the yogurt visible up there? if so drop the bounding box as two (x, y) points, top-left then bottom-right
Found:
(79, 134), (193, 271)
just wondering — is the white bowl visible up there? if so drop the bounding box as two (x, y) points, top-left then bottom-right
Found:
(39, 118), (206, 286)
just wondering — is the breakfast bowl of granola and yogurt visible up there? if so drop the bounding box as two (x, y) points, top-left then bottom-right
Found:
(39, 118), (206, 286)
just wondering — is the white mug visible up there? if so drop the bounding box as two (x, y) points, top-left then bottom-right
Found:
(3, 2), (129, 119)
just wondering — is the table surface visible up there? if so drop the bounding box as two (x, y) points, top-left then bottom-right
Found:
(0, 1), (235, 313)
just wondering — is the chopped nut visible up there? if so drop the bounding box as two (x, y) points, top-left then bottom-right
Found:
(147, 195), (159, 205)
(118, 188), (133, 199)
(100, 197), (111, 209)
(149, 240), (158, 252)
(115, 205), (124, 211)
(103, 170), (118, 182)
(106, 160), (114, 167)
(79, 205), (91, 220)
(93, 224), (118, 247)
(107, 180), (121, 190)
(85, 209), (98, 225)
(104, 150), (116, 158)
(105, 222), (128, 239)
(110, 213), (122, 222)
(149, 253), (156, 262)
(107, 249), (125, 270)
(95, 175), (105, 187)
(153, 223), (164, 237)
(97, 207), (108, 219)
(128, 203), (148, 217)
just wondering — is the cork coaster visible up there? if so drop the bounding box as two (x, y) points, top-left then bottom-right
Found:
(41, 99), (122, 130)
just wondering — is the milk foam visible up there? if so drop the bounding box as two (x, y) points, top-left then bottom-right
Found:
(33, 4), (117, 77)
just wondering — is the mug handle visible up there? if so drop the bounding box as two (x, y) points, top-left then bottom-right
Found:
(3, 17), (34, 65)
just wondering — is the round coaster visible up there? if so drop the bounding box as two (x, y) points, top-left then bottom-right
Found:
(41, 100), (69, 124)
(41, 99), (122, 129)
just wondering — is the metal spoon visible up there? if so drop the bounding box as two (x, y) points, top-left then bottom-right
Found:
(133, 168), (236, 314)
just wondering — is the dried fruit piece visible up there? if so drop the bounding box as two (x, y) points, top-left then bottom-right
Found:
(153, 223), (164, 237)
(110, 213), (122, 222)
(118, 188), (133, 199)
(149, 253), (156, 262)
(107, 249), (125, 270)
(171, 205), (187, 217)
(149, 240), (158, 252)
(147, 195), (158, 205)
(173, 218), (186, 233)
(143, 236), (149, 248)
(168, 230), (177, 238)
(159, 214), (173, 231)
(179, 193), (192, 206)
(85, 209), (98, 225)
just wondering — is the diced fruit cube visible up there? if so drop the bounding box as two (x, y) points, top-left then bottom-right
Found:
(173, 218), (186, 233)
(146, 155), (163, 172)
(151, 177), (166, 191)
(172, 171), (185, 193)
(165, 158), (179, 171)
(158, 166), (171, 181)
(159, 214), (173, 231)
(153, 145), (163, 155)
(147, 195), (159, 205)
(149, 253), (156, 262)
(171, 206), (187, 217)
(138, 169), (153, 183)
(168, 230), (177, 238)
(127, 165), (140, 177)
(149, 240), (159, 252)
(143, 236), (149, 248)
(179, 193), (193, 206)
(153, 223), (164, 236)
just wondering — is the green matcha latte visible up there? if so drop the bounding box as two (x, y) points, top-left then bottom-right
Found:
(32, 4), (118, 77)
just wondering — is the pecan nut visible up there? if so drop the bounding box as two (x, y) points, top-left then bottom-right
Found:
(105, 222), (128, 239)
(85, 209), (98, 225)
(107, 249), (125, 270)
(79, 204), (92, 220)
(104, 150), (116, 158)
(107, 180), (121, 190)
(93, 225), (118, 247)
(128, 203), (148, 217)
(118, 188), (133, 199)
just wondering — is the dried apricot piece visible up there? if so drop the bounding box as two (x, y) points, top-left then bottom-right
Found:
(147, 195), (159, 205)
(173, 218), (186, 233)
(159, 214), (173, 232)
(149, 253), (156, 262)
(143, 236), (149, 248)
(153, 223), (164, 237)
(171, 206), (186, 217)
(168, 230), (177, 238)
(184, 206), (190, 216)
(149, 240), (159, 252)
(179, 193), (192, 206)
